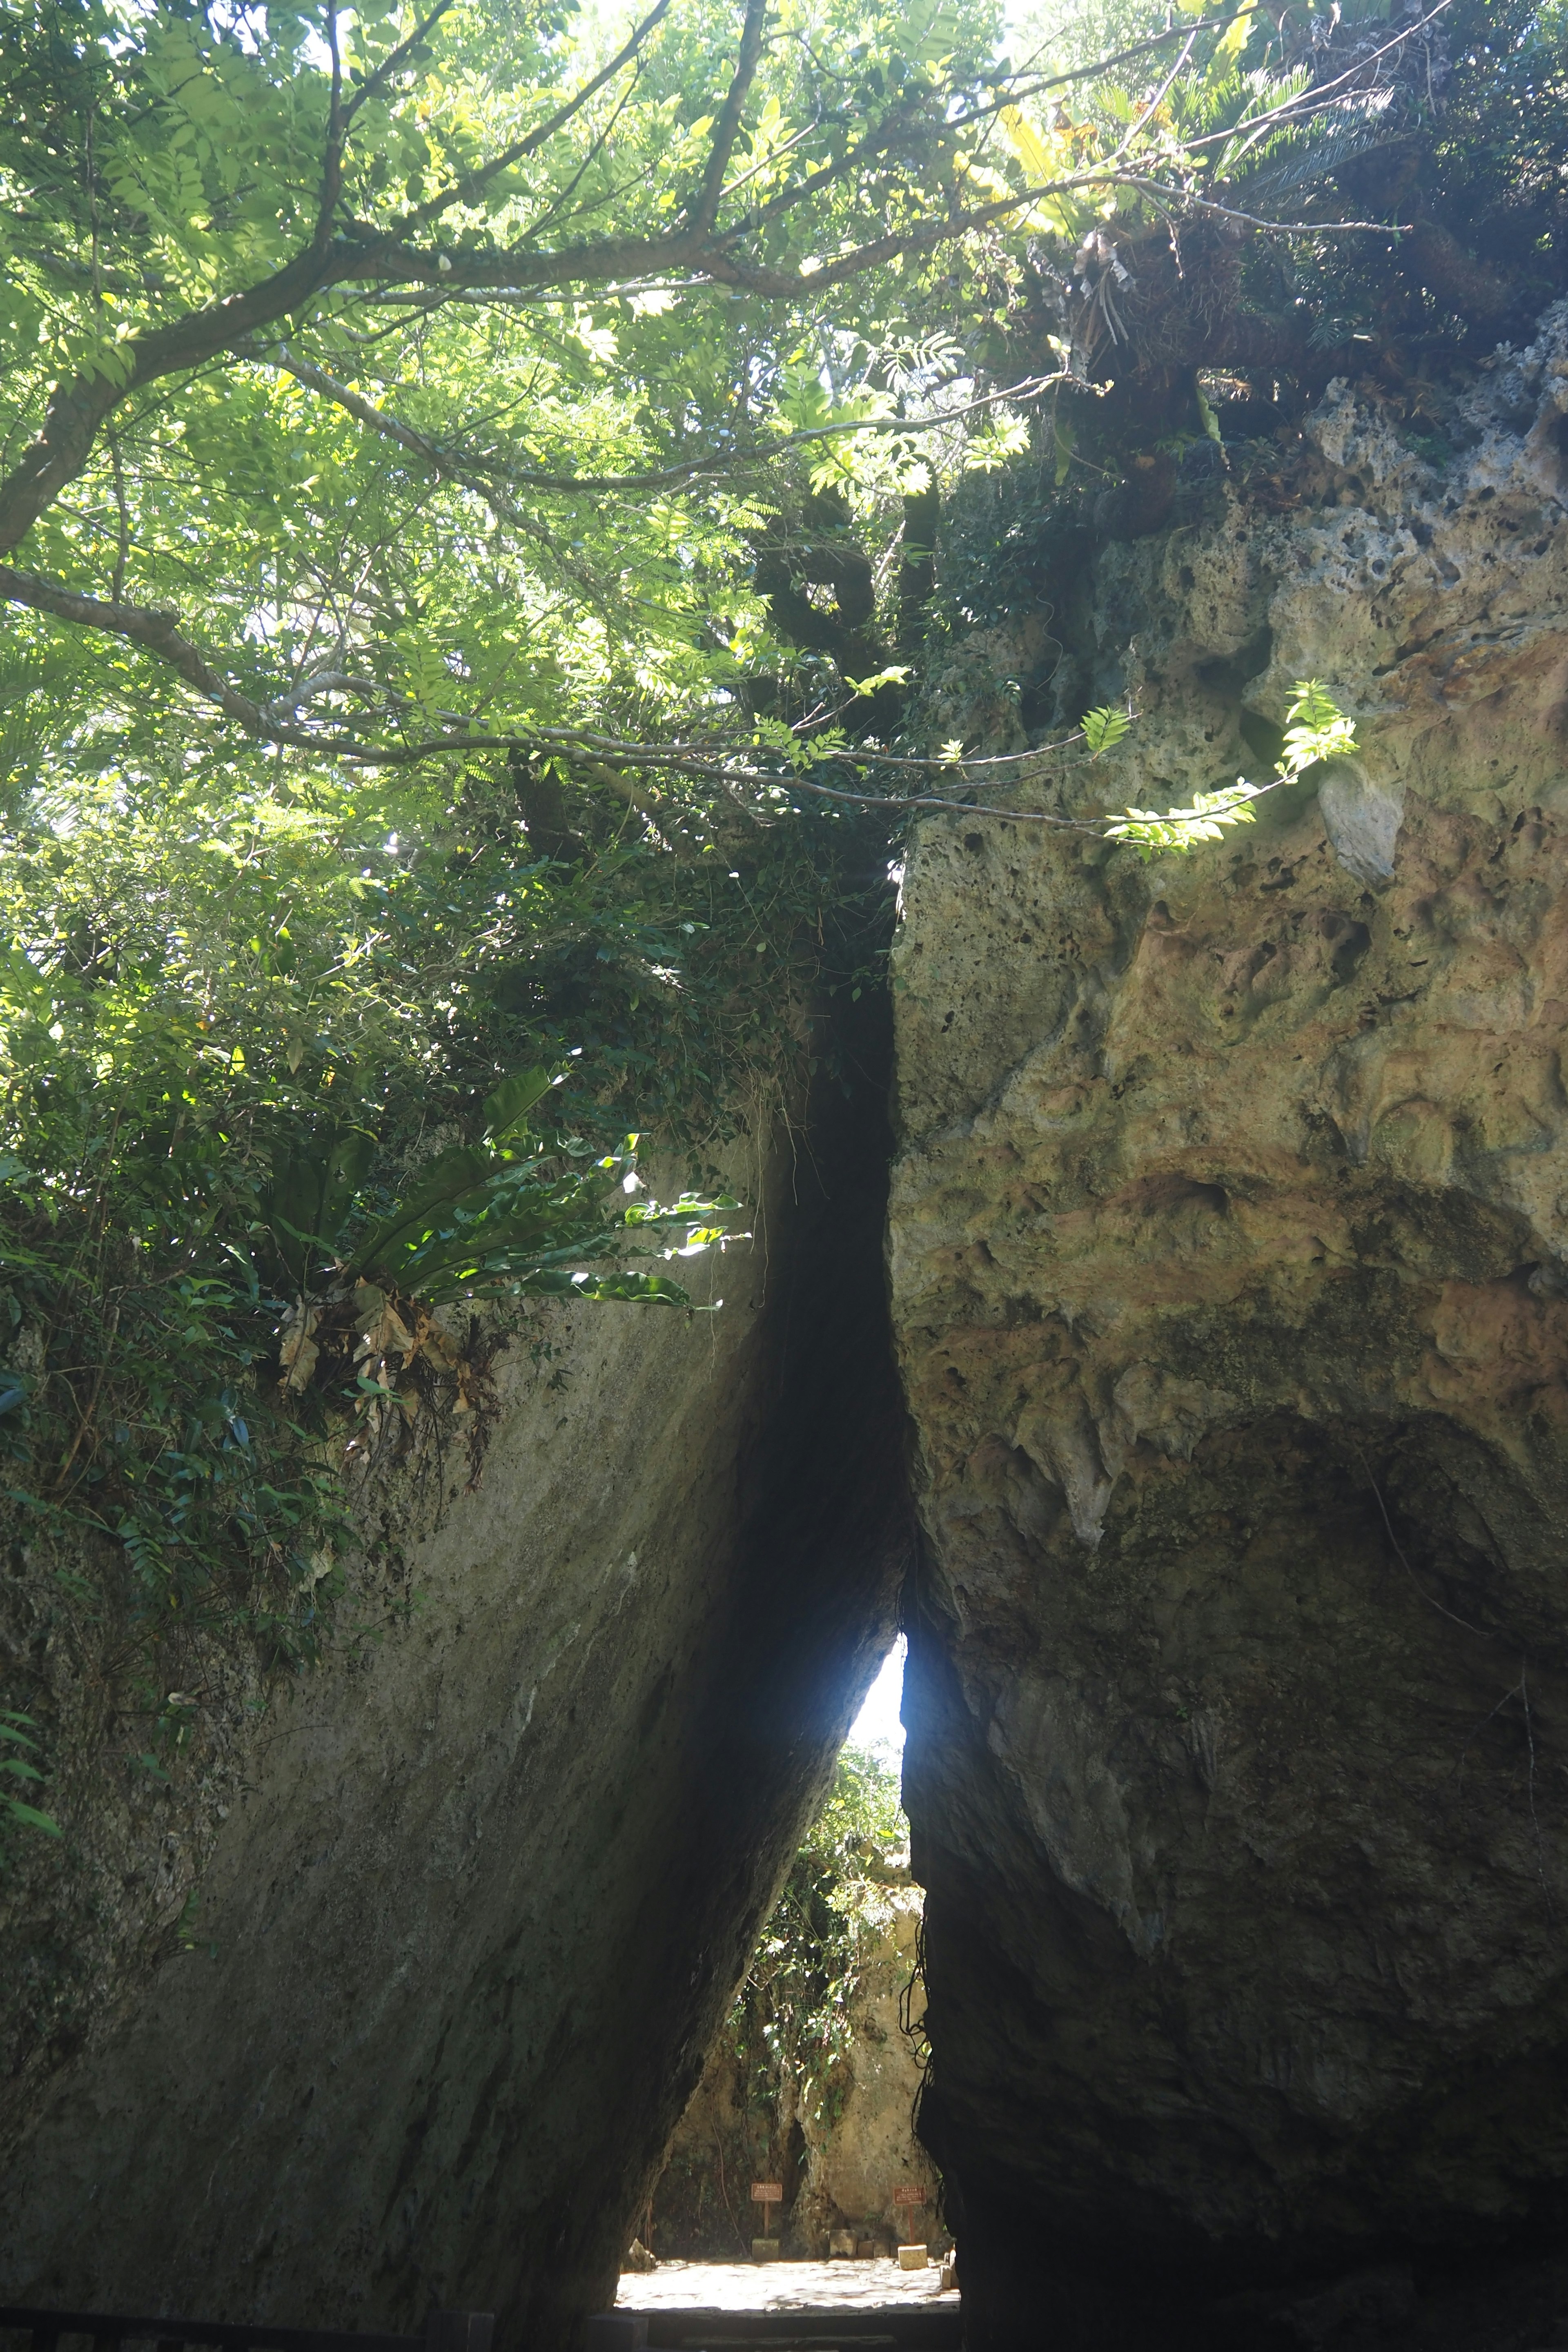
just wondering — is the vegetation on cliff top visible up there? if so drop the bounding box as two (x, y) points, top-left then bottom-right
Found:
(0, 0), (1560, 1851)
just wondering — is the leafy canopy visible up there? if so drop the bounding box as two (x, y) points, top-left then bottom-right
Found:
(0, 0), (1505, 1841)
(734, 1740), (913, 2130)
(1, 0), (1423, 796)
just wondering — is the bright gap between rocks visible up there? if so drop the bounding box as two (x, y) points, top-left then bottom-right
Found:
(847, 1633), (906, 1764)
(628, 1634), (944, 2295)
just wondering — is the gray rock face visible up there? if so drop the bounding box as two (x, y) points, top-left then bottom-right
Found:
(892, 308), (1568, 2340)
(13, 299), (1568, 2352)
(0, 1036), (907, 2351)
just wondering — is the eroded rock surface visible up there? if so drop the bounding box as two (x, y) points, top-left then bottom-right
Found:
(893, 306), (1568, 2342)
(0, 1029), (906, 2352)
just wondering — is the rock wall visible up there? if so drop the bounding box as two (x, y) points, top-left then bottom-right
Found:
(0, 1016), (908, 2352)
(892, 305), (1568, 2345)
(804, 1884), (931, 2251)
(13, 291), (1568, 2352)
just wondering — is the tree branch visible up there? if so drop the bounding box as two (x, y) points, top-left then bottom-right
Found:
(397, 0), (675, 231)
(690, 0), (770, 234)
(318, 2), (345, 254)
(0, 1), (673, 557)
(1006, 10), (1261, 102)
(258, 669), (386, 724)
(274, 349), (455, 467)
(575, 757), (713, 858)
(0, 563), (285, 734)
(343, 0), (460, 127)
(690, 190), (1074, 296)
(0, 240), (341, 554)
(0, 557), (1103, 825)
(274, 345), (1063, 508)
(271, 344), (742, 490)
(0, 0), (1398, 575)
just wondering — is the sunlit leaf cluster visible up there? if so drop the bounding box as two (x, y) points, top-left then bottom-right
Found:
(1104, 682), (1359, 859)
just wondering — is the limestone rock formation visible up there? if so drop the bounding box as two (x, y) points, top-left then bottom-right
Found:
(11, 276), (1568, 2352)
(804, 1884), (930, 2252)
(893, 305), (1568, 2343)
(0, 1033), (906, 2352)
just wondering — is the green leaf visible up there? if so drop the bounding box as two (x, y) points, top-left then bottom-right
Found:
(482, 1065), (559, 1145)
(1103, 780), (1268, 860)
(572, 1268), (695, 1305)
(2, 1797), (61, 1836)
(1082, 705), (1131, 755)
(1209, 3), (1257, 66)
(264, 1130), (376, 1288)
(1278, 682), (1358, 779)
(346, 1144), (496, 1279)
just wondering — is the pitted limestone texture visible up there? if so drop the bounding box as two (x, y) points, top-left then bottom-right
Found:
(891, 304), (1568, 2344)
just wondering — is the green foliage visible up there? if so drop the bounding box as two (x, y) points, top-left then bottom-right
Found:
(0, 0), (1487, 782)
(342, 1131), (736, 1310)
(1082, 704), (1131, 756)
(0, 0), (1552, 1870)
(648, 1739), (914, 2254)
(261, 1062), (736, 1312)
(1104, 682), (1358, 860)
(0, 681), (885, 1773)
(0, 1710), (60, 1848)
(0, 0), (1020, 771)
(732, 1742), (913, 2130)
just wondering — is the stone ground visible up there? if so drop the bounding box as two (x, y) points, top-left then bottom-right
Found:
(617, 2259), (957, 2311)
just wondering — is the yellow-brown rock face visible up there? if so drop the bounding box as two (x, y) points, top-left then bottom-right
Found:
(892, 308), (1568, 2340)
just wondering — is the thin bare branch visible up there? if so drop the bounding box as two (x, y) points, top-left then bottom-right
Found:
(272, 344), (1062, 493)
(342, 0), (460, 126)
(0, 563), (289, 736)
(717, 115), (820, 203)
(691, 0), (770, 234)
(1116, 173), (1405, 232)
(1177, 2), (1454, 156)
(1005, 9), (1258, 100)
(1101, 29), (1197, 172)
(0, 0), (1406, 570)
(273, 348), (453, 468)
(513, 68), (646, 248)
(0, 556), (1103, 823)
(396, 0), (675, 231)
(317, 2), (346, 253)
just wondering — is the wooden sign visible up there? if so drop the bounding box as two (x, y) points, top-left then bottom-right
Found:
(751, 2182), (783, 2203)
(893, 2184), (928, 2206)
